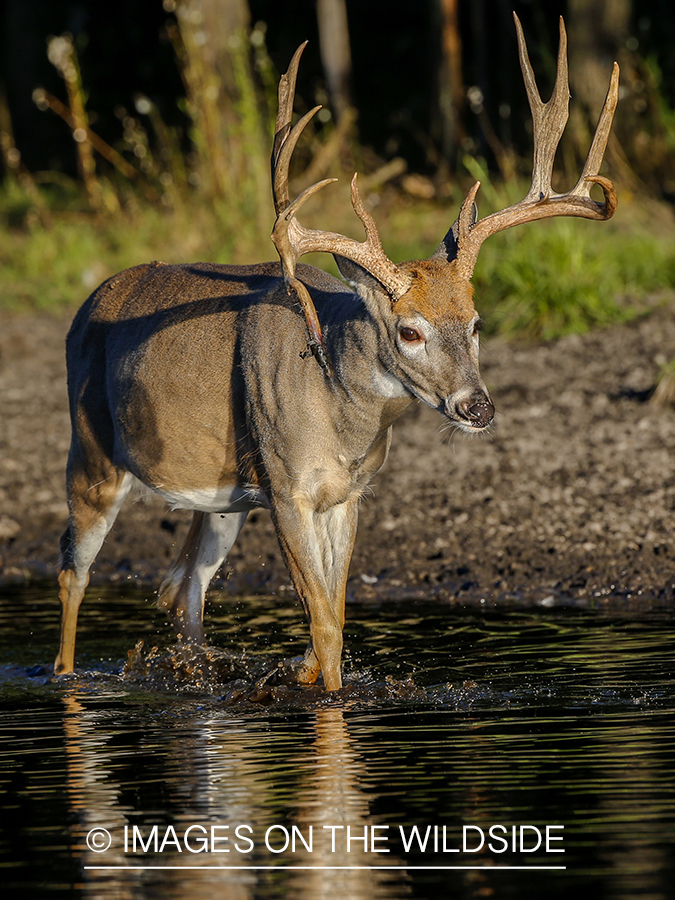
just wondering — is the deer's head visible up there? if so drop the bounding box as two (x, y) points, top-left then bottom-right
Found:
(271, 15), (619, 433)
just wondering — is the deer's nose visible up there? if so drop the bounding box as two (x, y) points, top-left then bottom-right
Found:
(456, 394), (495, 428)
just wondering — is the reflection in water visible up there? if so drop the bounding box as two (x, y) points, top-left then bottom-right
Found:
(2, 587), (675, 898)
(63, 695), (145, 900)
(289, 708), (407, 897)
(61, 695), (408, 899)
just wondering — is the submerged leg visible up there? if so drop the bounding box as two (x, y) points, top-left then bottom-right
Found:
(158, 510), (248, 643)
(55, 467), (133, 675)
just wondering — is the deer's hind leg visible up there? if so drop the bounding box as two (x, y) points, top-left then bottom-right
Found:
(55, 464), (133, 675)
(158, 510), (248, 644)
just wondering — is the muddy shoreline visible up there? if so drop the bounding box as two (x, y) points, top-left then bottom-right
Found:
(1, 298), (674, 611)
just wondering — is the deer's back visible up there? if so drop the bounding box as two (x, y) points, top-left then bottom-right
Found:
(65, 260), (355, 506)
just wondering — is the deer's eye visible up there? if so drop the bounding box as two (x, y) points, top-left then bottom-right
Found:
(399, 326), (423, 343)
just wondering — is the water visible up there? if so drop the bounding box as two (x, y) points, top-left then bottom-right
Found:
(1, 584), (675, 899)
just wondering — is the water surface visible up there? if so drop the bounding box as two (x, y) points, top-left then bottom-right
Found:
(1, 585), (674, 899)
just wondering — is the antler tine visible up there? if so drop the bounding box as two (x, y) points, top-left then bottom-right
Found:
(270, 43), (336, 375)
(271, 41), (307, 214)
(271, 42), (339, 221)
(570, 61), (620, 198)
(349, 174), (385, 253)
(273, 106), (328, 217)
(517, 14), (570, 203)
(453, 14), (619, 281)
(270, 43), (413, 376)
(456, 181), (482, 246)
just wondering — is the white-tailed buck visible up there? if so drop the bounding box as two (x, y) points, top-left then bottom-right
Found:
(55, 15), (618, 689)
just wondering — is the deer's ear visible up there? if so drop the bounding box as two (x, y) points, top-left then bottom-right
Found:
(334, 255), (394, 303)
(430, 202), (478, 264)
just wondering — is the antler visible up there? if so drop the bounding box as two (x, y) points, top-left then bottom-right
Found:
(270, 43), (412, 376)
(453, 13), (619, 280)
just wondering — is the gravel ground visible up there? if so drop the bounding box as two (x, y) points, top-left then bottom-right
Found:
(1, 295), (674, 612)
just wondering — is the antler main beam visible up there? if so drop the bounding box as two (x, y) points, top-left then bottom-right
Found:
(454, 13), (619, 280)
(270, 43), (412, 375)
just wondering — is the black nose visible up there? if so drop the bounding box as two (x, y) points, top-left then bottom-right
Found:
(457, 396), (495, 428)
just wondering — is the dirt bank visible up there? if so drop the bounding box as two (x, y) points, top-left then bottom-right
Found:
(1, 297), (674, 610)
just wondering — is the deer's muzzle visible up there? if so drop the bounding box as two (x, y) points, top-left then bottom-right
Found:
(453, 392), (495, 429)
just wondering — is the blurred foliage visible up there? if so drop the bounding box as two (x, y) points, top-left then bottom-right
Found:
(3, 1), (675, 193)
(460, 157), (675, 340)
(652, 355), (675, 409)
(2, 158), (675, 347)
(0, 1), (675, 343)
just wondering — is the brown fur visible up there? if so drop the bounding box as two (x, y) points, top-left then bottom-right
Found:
(54, 260), (492, 689)
(55, 18), (617, 689)
(394, 260), (476, 325)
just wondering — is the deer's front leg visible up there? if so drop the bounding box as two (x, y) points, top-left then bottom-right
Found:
(272, 496), (359, 691)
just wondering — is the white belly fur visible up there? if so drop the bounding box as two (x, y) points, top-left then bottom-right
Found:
(150, 482), (270, 513)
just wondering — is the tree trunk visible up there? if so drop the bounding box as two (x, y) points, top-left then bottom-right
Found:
(195, 0), (251, 100)
(175, 0), (267, 208)
(316, 0), (353, 125)
(436, 0), (465, 167)
(567, 0), (630, 114)
(566, 0), (630, 168)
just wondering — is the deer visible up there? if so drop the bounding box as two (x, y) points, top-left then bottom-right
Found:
(54, 14), (619, 690)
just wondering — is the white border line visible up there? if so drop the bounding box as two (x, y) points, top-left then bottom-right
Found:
(85, 865), (566, 871)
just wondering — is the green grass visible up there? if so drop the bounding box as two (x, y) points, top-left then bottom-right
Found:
(384, 188), (675, 341)
(2, 168), (675, 341)
(4, 20), (673, 338)
(652, 355), (675, 408)
(472, 216), (675, 340)
(0, 179), (274, 310)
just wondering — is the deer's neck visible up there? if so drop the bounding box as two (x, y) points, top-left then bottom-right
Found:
(320, 297), (414, 435)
